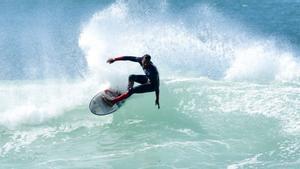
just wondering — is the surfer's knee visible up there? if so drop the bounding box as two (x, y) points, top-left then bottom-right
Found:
(128, 87), (134, 95)
(128, 75), (135, 90)
(129, 74), (135, 82)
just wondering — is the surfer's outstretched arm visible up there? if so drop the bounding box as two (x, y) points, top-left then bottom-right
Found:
(107, 56), (139, 64)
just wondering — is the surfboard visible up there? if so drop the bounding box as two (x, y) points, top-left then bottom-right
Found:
(89, 89), (123, 116)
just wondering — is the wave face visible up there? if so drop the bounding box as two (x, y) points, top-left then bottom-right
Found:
(1, 0), (300, 168)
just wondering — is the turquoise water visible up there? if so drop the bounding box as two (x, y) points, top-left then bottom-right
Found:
(1, 0), (300, 168)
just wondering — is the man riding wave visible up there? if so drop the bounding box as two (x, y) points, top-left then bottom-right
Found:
(104, 54), (160, 109)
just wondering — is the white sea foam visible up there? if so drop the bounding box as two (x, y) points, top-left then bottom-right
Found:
(0, 79), (108, 128)
(79, 0), (300, 82)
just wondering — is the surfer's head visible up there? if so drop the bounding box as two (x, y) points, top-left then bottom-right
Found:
(142, 54), (151, 68)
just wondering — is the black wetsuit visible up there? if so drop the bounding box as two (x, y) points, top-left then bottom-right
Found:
(116, 56), (160, 95)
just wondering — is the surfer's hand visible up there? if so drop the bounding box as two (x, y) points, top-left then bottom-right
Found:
(107, 58), (115, 64)
(155, 99), (160, 109)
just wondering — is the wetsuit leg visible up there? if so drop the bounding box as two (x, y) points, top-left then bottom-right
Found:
(131, 83), (155, 94)
(128, 75), (148, 90)
(111, 83), (155, 104)
(112, 75), (153, 104)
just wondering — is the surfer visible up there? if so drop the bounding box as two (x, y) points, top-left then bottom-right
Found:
(105, 54), (160, 109)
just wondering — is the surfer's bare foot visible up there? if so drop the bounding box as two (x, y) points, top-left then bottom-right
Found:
(102, 96), (114, 107)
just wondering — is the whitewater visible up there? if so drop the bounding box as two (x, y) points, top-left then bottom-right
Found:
(1, 0), (300, 168)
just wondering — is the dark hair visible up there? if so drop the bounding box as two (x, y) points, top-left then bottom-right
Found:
(143, 54), (151, 61)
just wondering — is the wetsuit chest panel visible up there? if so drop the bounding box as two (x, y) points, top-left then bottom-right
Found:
(137, 58), (159, 87)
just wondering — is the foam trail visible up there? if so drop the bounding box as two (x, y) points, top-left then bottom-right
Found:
(0, 79), (109, 128)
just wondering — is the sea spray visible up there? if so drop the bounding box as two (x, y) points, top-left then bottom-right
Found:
(79, 0), (300, 82)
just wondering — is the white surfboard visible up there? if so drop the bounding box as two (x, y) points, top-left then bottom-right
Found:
(89, 89), (123, 116)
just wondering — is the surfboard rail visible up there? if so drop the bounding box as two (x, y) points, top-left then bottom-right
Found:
(89, 89), (123, 116)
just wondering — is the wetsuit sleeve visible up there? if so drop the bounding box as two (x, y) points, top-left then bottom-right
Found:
(155, 89), (159, 99)
(114, 56), (141, 62)
(155, 88), (160, 109)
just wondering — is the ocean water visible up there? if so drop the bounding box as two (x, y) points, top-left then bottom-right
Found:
(1, 0), (300, 168)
